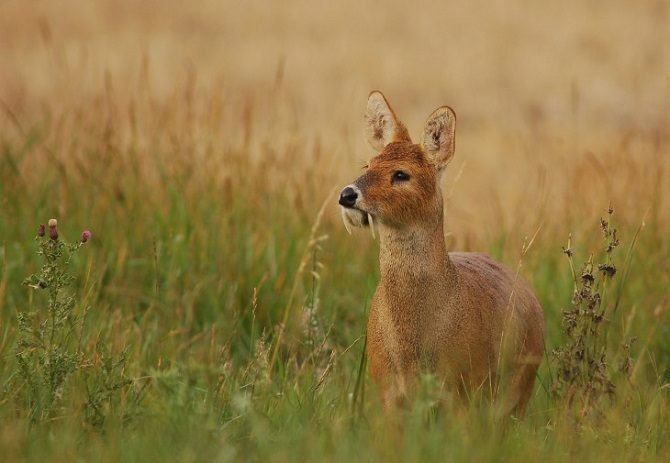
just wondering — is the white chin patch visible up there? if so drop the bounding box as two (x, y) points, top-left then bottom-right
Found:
(340, 207), (368, 232)
(341, 207), (376, 239)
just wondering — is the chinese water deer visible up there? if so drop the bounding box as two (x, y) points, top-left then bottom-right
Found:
(339, 91), (544, 416)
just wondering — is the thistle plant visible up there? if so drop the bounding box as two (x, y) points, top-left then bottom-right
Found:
(15, 219), (92, 423)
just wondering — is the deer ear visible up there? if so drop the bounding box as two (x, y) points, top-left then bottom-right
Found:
(365, 91), (411, 151)
(423, 106), (456, 170)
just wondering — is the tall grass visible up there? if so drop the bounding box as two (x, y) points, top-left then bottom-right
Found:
(1, 1), (670, 461)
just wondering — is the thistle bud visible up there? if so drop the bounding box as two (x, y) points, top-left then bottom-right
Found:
(81, 230), (92, 243)
(48, 218), (58, 240)
(37, 224), (45, 237)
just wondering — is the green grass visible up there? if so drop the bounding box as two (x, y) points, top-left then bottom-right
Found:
(1, 92), (670, 462)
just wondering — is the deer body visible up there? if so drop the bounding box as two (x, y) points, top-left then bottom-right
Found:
(340, 92), (544, 415)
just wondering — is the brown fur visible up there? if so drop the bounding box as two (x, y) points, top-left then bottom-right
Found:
(341, 91), (544, 416)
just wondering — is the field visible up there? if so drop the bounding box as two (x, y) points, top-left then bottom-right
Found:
(1, 0), (669, 461)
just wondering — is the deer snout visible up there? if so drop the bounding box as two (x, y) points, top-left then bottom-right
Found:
(339, 186), (359, 208)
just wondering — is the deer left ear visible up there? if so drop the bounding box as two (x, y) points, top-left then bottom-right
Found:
(365, 91), (411, 151)
(423, 106), (456, 170)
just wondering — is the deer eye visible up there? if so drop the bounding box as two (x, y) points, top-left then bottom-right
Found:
(392, 170), (410, 183)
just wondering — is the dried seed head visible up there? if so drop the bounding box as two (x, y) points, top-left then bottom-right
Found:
(598, 263), (617, 278)
(48, 219), (57, 228)
(580, 270), (594, 284)
(81, 230), (92, 243)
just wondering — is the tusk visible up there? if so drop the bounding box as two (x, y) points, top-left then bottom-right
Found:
(341, 208), (352, 234)
(368, 213), (376, 240)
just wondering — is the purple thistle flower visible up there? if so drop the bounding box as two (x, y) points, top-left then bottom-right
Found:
(38, 224), (46, 237)
(48, 218), (58, 241)
(81, 230), (92, 243)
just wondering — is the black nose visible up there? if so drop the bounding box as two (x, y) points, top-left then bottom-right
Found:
(339, 187), (358, 208)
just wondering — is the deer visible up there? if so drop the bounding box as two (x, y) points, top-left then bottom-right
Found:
(338, 91), (545, 417)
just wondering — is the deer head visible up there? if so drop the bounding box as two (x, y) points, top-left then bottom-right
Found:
(339, 91), (456, 232)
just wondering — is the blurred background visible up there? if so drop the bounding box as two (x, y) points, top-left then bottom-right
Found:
(3, 0), (669, 128)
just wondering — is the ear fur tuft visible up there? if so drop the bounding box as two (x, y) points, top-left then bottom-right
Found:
(422, 106), (456, 170)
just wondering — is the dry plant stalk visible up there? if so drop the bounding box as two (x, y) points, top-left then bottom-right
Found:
(552, 207), (636, 416)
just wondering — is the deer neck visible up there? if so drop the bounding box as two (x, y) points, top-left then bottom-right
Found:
(377, 216), (457, 307)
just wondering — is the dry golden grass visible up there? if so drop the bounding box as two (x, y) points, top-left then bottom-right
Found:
(2, 0), (669, 244)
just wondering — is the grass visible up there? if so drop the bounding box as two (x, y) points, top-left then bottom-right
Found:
(1, 1), (670, 461)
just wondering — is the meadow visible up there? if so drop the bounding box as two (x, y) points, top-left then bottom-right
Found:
(1, 1), (669, 461)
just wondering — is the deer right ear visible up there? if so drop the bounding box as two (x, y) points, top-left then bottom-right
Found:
(423, 106), (456, 171)
(365, 91), (411, 151)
